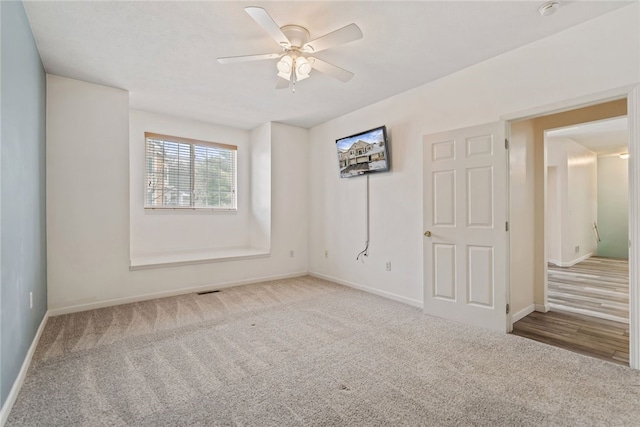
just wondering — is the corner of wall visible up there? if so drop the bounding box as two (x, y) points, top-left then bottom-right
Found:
(249, 122), (272, 251)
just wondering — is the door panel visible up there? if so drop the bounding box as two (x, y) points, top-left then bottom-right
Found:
(467, 167), (493, 227)
(423, 122), (507, 332)
(434, 243), (456, 300)
(433, 170), (456, 226)
(433, 139), (456, 161)
(467, 245), (494, 306)
(466, 134), (493, 157)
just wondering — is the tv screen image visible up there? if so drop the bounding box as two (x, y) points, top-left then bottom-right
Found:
(336, 126), (390, 178)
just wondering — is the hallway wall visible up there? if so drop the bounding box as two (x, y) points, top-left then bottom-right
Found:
(597, 155), (629, 259)
(545, 136), (598, 267)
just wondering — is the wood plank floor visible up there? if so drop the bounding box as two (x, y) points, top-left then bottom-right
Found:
(548, 257), (628, 323)
(513, 257), (629, 365)
(512, 309), (629, 365)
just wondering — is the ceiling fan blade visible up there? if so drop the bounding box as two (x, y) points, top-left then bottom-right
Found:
(245, 7), (290, 47)
(303, 23), (363, 53)
(309, 58), (354, 82)
(275, 78), (290, 90)
(217, 53), (282, 64)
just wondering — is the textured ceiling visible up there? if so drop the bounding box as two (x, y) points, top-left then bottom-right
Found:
(24, 1), (632, 130)
(547, 117), (629, 156)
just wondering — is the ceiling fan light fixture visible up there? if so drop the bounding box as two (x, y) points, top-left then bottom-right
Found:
(295, 72), (311, 82)
(276, 55), (293, 74)
(277, 54), (312, 83)
(295, 57), (312, 76)
(277, 70), (292, 80)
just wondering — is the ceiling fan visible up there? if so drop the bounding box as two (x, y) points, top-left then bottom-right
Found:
(217, 7), (363, 91)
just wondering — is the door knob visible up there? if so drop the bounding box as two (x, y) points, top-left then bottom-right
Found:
(424, 230), (431, 237)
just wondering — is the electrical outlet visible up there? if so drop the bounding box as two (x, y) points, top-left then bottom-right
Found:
(385, 261), (391, 271)
(575, 245), (580, 254)
(289, 250), (294, 258)
(324, 250), (328, 258)
(30, 292), (33, 310)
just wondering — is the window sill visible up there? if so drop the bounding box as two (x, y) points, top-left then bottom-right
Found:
(143, 207), (237, 212)
(129, 248), (270, 271)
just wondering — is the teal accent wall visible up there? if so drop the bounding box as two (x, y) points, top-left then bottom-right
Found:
(0, 0), (47, 407)
(597, 155), (629, 259)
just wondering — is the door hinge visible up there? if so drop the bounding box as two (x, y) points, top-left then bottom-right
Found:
(505, 138), (509, 150)
(506, 304), (510, 314)
(505, 221), (509, 231)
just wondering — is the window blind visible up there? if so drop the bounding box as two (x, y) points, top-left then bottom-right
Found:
(145, 133), (237, 210)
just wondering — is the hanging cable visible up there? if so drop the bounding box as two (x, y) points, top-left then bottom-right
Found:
(356, 175), (370, 260)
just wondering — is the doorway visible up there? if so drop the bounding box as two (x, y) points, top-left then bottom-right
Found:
(508, 99), (631, 365)
(545, 117), (629, 320)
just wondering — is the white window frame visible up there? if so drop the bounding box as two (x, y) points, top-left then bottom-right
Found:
(144, 132), (237, 211)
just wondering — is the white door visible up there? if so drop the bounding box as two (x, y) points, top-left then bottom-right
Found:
(423, 122), (508, 332)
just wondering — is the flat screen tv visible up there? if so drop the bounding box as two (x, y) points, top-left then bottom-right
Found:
(336, 125), (390, 178)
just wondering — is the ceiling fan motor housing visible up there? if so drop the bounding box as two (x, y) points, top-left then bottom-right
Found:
(280, 25), (311, 50)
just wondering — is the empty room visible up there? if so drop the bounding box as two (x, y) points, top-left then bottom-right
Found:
(2, 1), (640, 426)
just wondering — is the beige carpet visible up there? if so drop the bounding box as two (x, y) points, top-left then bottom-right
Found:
(7, 276), (640, 426)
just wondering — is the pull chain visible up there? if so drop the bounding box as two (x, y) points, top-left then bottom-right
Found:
(291, 58), (297, 93)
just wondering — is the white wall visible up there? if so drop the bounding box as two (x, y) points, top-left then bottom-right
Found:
(546, 166), (561, 264)
(546, 139), (570, 266)
(597, 155), (629, 259)
(566, 141), (598, 263)
(129, 110), (252, 257)
(47, 75), (309, 312)
(271, 122), (310, 263)
(546, 137), (597, 266)
(308, 4), (639, 306)
(250, 122), (272, 251)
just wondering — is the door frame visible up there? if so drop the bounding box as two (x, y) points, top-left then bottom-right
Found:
(502, 84), (640, 369)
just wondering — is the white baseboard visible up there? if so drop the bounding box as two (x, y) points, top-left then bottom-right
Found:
(535, 303), (550, 313)
(548, 252), (592, 268)
(0, 311), (49, 427)
(309, 272), (423, 309)
(549, 303), (629, 324)
(512, 304), (535, 323)
(48, 271), (308, 316)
